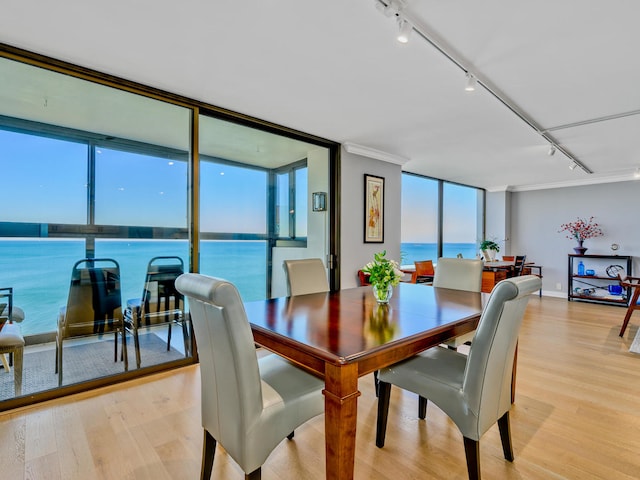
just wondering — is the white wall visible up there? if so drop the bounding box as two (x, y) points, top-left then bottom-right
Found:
(340, 149), (402, 289)
(486, 190), (511, 253)
(508, 180), (640, 297)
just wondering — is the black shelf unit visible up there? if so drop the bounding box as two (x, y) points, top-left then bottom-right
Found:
(567, 254), (632, 306)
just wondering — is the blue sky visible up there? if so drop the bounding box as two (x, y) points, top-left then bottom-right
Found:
(2, 128), (475, 242)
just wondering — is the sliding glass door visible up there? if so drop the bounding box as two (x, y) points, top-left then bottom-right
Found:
(0, 47), (338, 409)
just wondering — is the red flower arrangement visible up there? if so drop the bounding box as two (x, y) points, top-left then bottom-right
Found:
(558, 216), (603, 242)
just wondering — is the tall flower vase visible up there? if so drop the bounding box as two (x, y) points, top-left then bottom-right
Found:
(373, 284), (393, 304)
(574, 240), (588, 255)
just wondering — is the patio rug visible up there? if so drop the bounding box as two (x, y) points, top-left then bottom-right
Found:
(630, 327), (640, 354)
(0, 333), (185, 399)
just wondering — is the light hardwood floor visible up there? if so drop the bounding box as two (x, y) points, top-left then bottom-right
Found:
(1, 295), (639, 479)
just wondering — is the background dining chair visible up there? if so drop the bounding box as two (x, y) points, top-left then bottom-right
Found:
(435, 258), (484, 350)
(175, 273), (324, 480)
(375, 275), (541, 480)
(411, 260), (435, 284)
(283, 258), (329, 296)
(357, 269), (371, 286)
(513, 255), (527, 277)
(56, 258), (127, 386)
(125, 256), (188, 368)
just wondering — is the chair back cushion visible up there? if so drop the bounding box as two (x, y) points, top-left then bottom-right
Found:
(61, 259), (123, 337)
(175, 273), (262, 450)
(513, 255), (527, 276)
(414, 260), (435, 276)
(463, 275), (541, 435)
(283, 258), (329, 296)
(139, 257), (185, 326)
(432, 258), (483, 292)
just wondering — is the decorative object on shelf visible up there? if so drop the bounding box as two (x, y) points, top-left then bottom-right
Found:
(578, 261), (585, 276)
(611, 243), (620, 253)
(558, 216), (604, 255)
(361, 250), (402, 304)
(608, 285), (623, 295)
(574, 240), (588, 255)
(606, 264), (625, 278)
(479, 239), (500, 261)
(586, 269), (595, 276)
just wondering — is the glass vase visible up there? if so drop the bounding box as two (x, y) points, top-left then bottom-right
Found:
(373, 284), (393, 304)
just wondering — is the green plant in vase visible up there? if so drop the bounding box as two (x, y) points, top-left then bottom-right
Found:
(480, 239), (500, 261)
(361, 250), (403, 304)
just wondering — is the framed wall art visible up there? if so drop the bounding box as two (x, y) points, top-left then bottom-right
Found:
(364, 174), (384, 243)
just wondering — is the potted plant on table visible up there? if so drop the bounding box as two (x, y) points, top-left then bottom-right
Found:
(480, 239), (500, 261)
(361, 251), (403, 304)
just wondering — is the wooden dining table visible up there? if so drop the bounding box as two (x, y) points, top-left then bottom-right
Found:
(244, 282), (486, 480)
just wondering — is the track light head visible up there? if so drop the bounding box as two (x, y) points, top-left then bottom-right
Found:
(465, 73), (477, 92)
(548, 145), (556, 156)
(397, 17), (412, 43)
(634, 167), (640, 179)
(569, 161), (578, 170)
(375, 0), (405, 17)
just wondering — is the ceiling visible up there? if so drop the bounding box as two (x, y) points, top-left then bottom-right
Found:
(1, 0), (639, 192)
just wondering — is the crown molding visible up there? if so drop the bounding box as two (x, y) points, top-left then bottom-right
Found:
(343, 142), (410, 166)
(502, 173), (640, 192)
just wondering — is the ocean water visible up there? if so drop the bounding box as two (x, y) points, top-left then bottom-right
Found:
(1, 239), (476, 336)
(401, 242), (478, 265)
(0, 239), (267, 335)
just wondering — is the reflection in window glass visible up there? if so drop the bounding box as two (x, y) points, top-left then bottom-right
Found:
(0, 129), (87, 224)
(95, 239), (189, 303)
(95, 148), (187, 227)
(401, 174), (438, 264)
(443, 183), (481, 258)
(200, 160), (267, 234)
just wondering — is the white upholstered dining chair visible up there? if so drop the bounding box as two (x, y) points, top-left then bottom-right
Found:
(283, 258), (329, 296)
(375, 275), (541, 480)
(434, 257), (484, 349)
(175, 273), (324, 480)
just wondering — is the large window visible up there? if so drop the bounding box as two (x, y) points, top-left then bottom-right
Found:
(0, 55), (194, 401)
(401, 173), (484, 265)
(401, 174), (438, 264)
(442, 183), (482, 258)
(0, 48), (336, 409)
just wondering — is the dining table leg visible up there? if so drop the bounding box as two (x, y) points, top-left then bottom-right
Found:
(322, 362), (361, 480)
